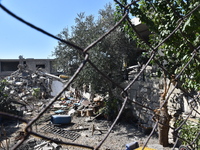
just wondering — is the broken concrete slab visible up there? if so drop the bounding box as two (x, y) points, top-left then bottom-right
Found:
(51, 80), (64, 97)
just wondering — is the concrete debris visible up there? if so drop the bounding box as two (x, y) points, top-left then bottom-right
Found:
(4, 68), (54, 103)
(2, 64), (104, 112)
(91, 124), (107, 136)
(51, 80), (65, 97)
(34, 141), (62, 150)
(18, 138), (63, 150)
(1, 64), (108, 147)
(68, 109), (76, 116)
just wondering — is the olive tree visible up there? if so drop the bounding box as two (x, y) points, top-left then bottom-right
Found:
(53, 4), (140, 119)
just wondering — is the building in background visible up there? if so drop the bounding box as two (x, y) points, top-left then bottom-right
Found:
(0, 57), (56, 77)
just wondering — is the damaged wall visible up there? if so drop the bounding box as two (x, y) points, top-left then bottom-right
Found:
(122, 78), (162, 128)
(0, 58), (55, 77)
(122, 66), (200, 137)
(0, 60), (19, 77)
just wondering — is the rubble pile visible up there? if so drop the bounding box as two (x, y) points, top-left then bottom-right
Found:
(49, 91), (105, 121)
(1, 63), (106, 119)
(5, 64), (54, 101)
(18, 138), (64, 150)
(0, 65), (58, 116)
(0, 64), (108, 149)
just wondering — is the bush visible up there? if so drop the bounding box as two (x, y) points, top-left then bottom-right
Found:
(175, 119), (200, 149)
(0, 79), (18, 115)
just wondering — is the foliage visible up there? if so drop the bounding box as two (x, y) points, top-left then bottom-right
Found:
(0, 79), (18, 115)
(175, 119), (200, 149)
(115, 0), (200, 146)
(53, 4), (140, 95)
(32, 88), (40, 99)
(115, 0), (200, 91)
(104, 97), (122, 120)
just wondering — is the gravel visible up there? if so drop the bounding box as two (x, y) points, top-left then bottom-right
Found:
(2, 114), (178, 150)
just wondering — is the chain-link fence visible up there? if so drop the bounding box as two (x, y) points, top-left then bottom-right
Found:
(0, 0), (199, 150)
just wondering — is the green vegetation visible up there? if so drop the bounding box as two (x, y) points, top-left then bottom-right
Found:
(0, 79), (18, 115)
(32, 88), (40, 99)
(175, 119), (200, 149)
(115, 0), (200, 91)
(53, 4), (141, 119)
(115, 0), (200, 146)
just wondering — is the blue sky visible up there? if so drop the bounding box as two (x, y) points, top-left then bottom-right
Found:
(0, 0), (113, 59)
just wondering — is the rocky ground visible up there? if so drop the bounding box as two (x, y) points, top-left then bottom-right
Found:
(1, 114), (178, 150)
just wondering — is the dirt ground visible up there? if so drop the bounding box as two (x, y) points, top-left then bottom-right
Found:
(1, 113), (178, 150)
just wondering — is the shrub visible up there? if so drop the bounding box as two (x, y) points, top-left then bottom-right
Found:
(175, 119), (200, 149)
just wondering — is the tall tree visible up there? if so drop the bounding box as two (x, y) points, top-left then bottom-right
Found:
(53, 4), (140, 114)
(115, 0), (200, 147)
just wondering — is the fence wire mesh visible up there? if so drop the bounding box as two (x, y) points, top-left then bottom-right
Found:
(0, 0), (199, 150)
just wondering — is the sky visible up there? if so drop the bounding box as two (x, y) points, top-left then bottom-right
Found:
(0, 0), (114, 59)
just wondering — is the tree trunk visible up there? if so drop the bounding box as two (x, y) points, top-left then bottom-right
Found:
(158, 99), (171, 147)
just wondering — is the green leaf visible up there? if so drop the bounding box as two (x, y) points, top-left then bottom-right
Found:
(182, 16), (191, 31)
